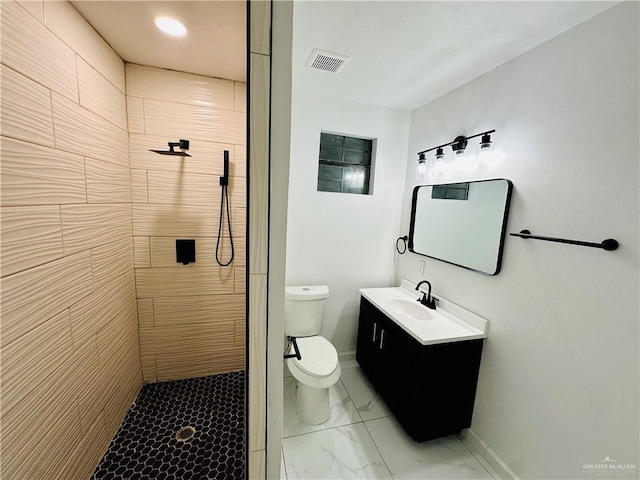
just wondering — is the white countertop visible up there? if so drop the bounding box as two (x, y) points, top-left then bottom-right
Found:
(359, 279), (488, 346)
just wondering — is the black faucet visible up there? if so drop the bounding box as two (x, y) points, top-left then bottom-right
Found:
(415, 280), (436, 310)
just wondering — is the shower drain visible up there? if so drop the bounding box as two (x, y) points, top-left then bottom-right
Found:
(176, 426), (196, 442)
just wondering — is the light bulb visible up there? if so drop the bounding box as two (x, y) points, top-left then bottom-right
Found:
(448, 148), (464, 174)
(155, 17), (187, 36)
(478, 145), (491, 159)
(460, 157), (475, 175)
(478, 133), (495, 166)
(443, 155), (456, 176)
(478, 146), (493, 164)
(433, 148), (445, 176)
(416, 153), (428, 179)
(480, 148), (504, 168)
(451, 136), (467, 165)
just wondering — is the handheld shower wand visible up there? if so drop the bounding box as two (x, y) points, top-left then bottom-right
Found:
(216, 150), (234, 266)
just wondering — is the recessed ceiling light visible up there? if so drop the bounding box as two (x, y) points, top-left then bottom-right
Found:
(154, 17), (187, 36)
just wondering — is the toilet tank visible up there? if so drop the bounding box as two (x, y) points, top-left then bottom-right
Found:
(284, 286), (329, 337)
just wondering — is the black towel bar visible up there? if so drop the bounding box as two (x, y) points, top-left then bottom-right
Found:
(509, 230), (618, 251)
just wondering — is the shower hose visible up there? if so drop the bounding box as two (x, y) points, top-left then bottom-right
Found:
(215, 181), (234, 266)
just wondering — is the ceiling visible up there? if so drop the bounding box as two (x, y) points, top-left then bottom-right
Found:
(72, 1), (617, 110)
(293, 1), (618, 110)
(71, 1), (246, 82)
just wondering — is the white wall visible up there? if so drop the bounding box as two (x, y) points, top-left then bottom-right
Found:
(397, 4), (639, 479)
(286, 93), (410, 353)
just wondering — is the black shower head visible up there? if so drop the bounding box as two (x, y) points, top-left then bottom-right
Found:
(149, 149), (191, 157)
(150, 139), (191, 156)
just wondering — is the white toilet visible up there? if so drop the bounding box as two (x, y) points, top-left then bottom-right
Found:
(284, 285), (341, 425)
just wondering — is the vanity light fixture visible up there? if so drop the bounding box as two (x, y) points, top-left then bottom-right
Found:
(416, 129), (496, 178)
(417, 153), (427, 174)
(434, 147), (445, 176)
(154, 16), (187, 36)
(478, 132), (497, 166)
(479, 132), (493, 152)
(452, 135), (468, 158)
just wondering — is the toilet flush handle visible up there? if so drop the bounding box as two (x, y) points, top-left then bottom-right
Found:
(284, 336), (302, 361)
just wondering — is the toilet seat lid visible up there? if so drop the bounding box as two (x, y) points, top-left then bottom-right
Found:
(291, 336), (338, 377)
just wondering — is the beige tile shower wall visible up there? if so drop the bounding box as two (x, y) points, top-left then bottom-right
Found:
(0, 2), (141, 479)
(248, 1), (272, 477)
(126, 64), (246, 382)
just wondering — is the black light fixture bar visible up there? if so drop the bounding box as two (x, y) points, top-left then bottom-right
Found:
(417, 129), (495, 156)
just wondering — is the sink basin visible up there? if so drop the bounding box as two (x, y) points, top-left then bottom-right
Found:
(359, 280), (489, 345)
(387, 298), (433, 321)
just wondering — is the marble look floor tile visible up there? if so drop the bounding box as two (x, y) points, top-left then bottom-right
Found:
(283, 377), (362, 438)
(340, 366), (391, 421)
(282, 423), (393, 480)
(281, 450), (288, 479)
(365, 416), (494, 479)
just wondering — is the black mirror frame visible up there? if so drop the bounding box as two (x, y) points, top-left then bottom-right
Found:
(408, 178), (513, 276)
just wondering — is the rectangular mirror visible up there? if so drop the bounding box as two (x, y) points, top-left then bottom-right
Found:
(408, 179), (513, 275)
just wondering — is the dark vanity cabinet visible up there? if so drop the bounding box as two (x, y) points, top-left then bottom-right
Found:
(356, 297), (484, 442)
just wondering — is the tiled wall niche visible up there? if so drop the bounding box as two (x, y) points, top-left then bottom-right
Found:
(127, 64), (247, 382)
(0, 1), (141, 478)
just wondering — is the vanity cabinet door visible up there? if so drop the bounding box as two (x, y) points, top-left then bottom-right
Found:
(374, 311), (421, 415)
(415, 339), (484, 440)
(357, 298), (420, 410)
(356, 298), (388, 390)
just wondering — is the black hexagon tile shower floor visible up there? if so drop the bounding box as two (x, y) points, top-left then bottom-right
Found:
(91, 371), (245, 480)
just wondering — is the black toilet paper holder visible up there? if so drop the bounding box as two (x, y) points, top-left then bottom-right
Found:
(284, 336), (302, 361)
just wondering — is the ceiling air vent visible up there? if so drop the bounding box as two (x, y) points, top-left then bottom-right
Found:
(305, 49), (350, 74)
